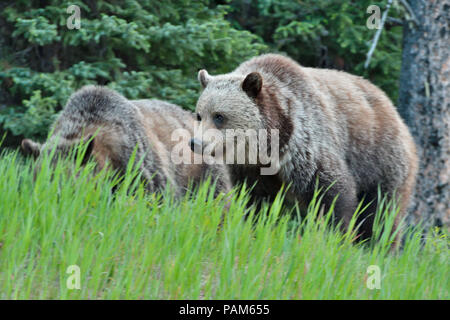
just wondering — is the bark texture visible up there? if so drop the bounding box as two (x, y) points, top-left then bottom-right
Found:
(398, 0), (449, 229)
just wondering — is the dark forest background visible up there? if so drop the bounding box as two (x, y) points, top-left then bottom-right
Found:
(0, 0), (448, 228)
(0, 0), (404, 141)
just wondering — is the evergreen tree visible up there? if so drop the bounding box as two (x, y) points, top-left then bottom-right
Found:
(0, 0), (266, 141)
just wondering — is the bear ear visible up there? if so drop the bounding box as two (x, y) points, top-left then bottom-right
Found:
(242, 72), (262, 99)
(198, 69), (211, 88)
(21, 139), (41, 158)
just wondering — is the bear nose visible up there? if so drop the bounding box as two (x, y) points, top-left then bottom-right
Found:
(189, 138), (202, 153)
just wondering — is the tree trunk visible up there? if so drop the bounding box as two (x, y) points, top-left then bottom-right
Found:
(398, 0), (449, 230)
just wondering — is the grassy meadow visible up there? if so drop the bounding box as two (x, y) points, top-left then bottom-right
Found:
(0, 147), (448, 299)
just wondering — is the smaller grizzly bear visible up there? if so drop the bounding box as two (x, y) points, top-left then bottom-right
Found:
(22, 85), (231, 197)
(191, 54), (418, 242)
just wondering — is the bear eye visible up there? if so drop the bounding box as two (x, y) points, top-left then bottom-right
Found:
(196, 113), (202, 121)
(213, 113), (225, 126)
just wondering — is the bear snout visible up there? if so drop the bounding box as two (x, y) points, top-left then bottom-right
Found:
(189, 138), (203, 154)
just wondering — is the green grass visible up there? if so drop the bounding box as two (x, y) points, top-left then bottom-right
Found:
(0, 147), (448, 299)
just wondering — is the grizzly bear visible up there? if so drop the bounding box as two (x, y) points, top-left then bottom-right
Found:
(191, 53), (418, 242)
(22, 85), (231, 197)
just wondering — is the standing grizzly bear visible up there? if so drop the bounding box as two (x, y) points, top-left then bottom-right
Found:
(22, 85), (231, 197)
(191, 54), (418, 241)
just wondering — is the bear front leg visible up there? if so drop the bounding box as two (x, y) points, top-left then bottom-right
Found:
(201, 163), (232, 197)
(307, 162), (359, 234)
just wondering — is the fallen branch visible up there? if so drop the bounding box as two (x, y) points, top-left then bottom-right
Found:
(399, 0), (419, 26)
(386, 16), (404, 27)
(364, 0), (393, 69)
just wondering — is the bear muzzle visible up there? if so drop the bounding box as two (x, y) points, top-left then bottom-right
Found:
(189, 138), (203, 154)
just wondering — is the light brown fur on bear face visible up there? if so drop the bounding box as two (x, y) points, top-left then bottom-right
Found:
(195, 70), (267, 164)
(22, 86), (231, 197)
(195, 54), (418, 243)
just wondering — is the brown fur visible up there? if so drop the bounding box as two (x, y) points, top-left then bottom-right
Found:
(194, 54), (418, 244)
(22, 86), (231, 197)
